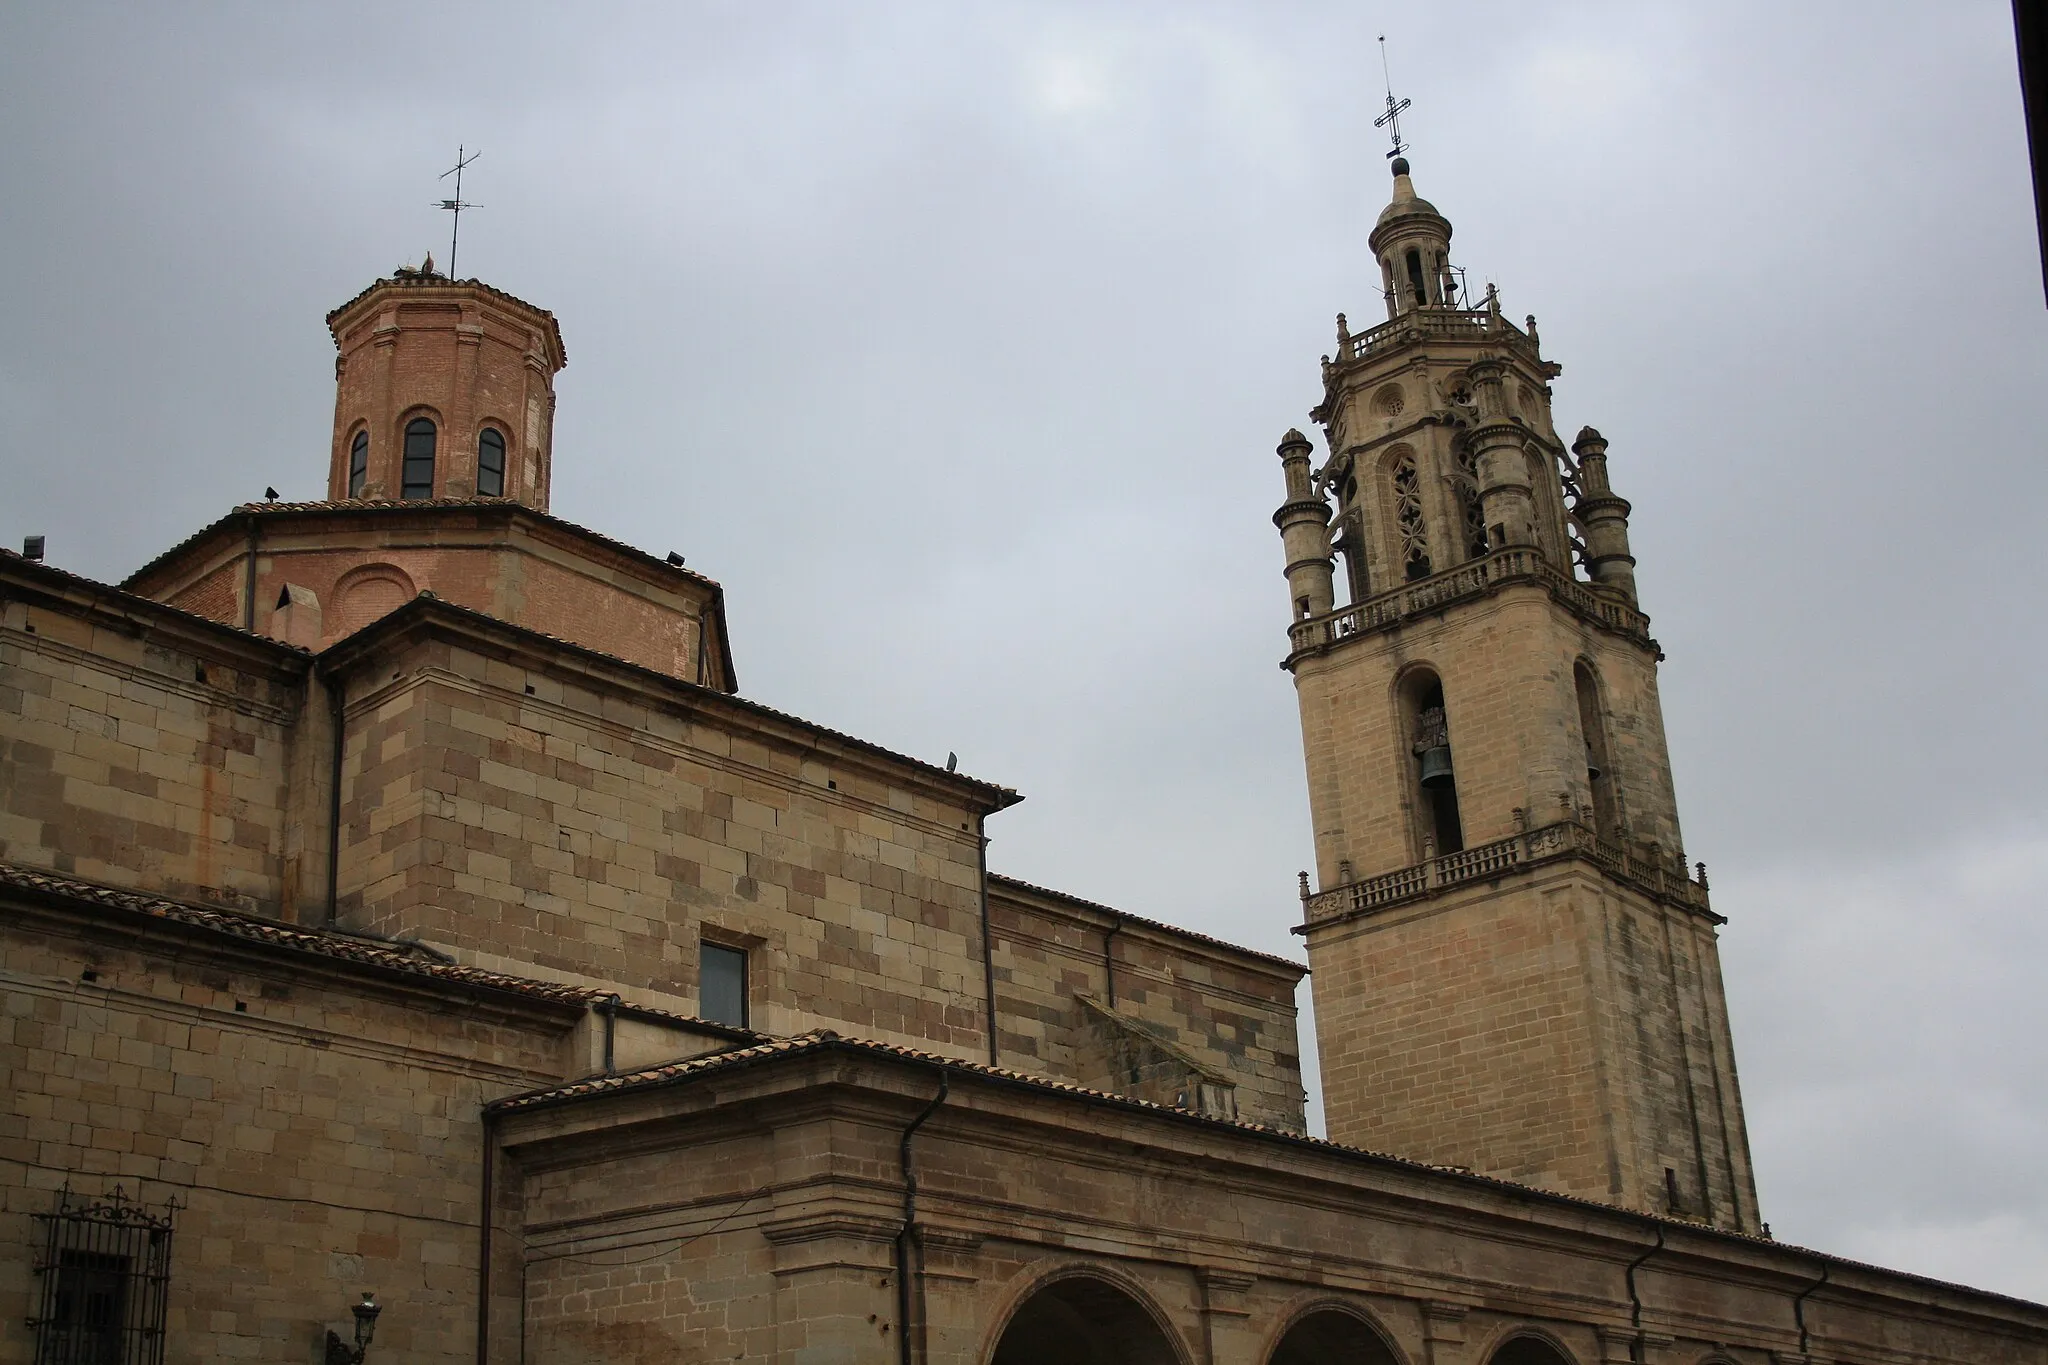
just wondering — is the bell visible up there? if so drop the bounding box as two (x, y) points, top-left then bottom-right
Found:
(1585, 741), (1602, 782)
(1419, 745), (1455, 789)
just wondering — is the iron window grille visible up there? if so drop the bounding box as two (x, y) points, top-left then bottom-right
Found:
(29, 1185), (177, 1365)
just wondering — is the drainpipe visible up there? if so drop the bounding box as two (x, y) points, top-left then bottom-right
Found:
(598, 994), (620, 1075)
(896, 1075), (948, 1365)
(324, 670), (345, 926)
(1792, 1259), (1829, 1358)
(242, 519), (260, 632)
(976, 821), (997, 1067)
(475, 1106), (498, 1365)
(1624, 1225), (1663, 1363)
(1102, 917), (1122, 1010)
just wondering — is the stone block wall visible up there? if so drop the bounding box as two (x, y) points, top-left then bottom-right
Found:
(0, 588), (304, 913)
(0, 906), (577, 1364)
(332, 620), (997, 1059)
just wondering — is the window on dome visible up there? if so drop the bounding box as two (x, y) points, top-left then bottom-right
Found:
(477, 428), (506, 498)
(401, 419), (436, 500)
(347, 430), (368, 498)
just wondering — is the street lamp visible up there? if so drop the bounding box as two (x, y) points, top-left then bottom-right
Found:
(324, 1292), (381, 1365)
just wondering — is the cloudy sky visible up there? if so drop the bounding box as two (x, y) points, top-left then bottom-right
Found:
(4, 0), (2045, 1303)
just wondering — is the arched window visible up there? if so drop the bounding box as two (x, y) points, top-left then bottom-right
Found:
(1402, 670), (1464, 855)
(1405, 248), (1429, 306)
(347, 430), (368, 498)
(1575, 661), (1618, 838)
(1392, 455), (1432, 581)
(401, 419), (436, 500)
(477, 427), (506, 498)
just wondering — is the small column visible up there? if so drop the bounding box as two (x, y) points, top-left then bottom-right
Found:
(1466, 357), (1537, 548)
(1572, 426), (1638, 601)
(1273, 429), (1335, 622)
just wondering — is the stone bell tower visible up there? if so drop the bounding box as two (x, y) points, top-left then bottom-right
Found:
(1276, 157), (1759, 1231)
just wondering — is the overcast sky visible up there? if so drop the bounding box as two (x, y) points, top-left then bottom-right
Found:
(4, 0), (2045, 1304)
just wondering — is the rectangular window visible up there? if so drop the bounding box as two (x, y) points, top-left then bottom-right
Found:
(31, 1187), (175, 1365)
(700, 941), (748, 1028)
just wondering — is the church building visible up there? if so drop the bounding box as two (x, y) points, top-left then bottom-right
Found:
(2, 154), (2044, 1364)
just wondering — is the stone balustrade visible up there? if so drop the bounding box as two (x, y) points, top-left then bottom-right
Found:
(1301, 820), (1713, 926)
(1287, 547), (1652, 654)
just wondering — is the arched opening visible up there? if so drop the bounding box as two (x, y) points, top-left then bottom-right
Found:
(401, 417), (437, 500)
(1268, 1308), (1401, 1365)
(1486, 1334), (1576, 1365)
(477, 426), (507, 497)
(1399, 669), (1463, 855)
(347, 429), (369, 498)
(990, 1274), (1182, 1365)
(1574, 661), (1617, 838)
(1404, 248), (1429, 307)
(1453, 443), (1489, 562)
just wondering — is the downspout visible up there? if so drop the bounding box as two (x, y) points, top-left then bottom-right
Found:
(695, 598), (710, 687)
(1624, 1225), (1663, 1363)
(242, 519), (259, 632)
(324, 670), (345, 927)
(476, 1106), (497, 1365)
(1792, 1259), (1829, 1359)
(598, 994), (620, 1075)
(896, 1075), (949, 1365)
(1103, 917), (1122, 1010)
(977, 822), (997, 1066)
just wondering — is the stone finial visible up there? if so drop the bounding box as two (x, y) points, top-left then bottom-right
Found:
(1573, 425), (1606, 452)
(1277, 428), (1311, 453)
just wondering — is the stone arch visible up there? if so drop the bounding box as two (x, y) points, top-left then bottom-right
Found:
(329, 563), (416, 640)
(983, 1262), (1191, 1365)
(1478, 1326), (1581, 1365)
(1391, 662), (1463, 859)
(1262, 1299), (1406, 1365)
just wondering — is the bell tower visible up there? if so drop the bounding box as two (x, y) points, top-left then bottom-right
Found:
(1277, 157), (1760, 1231)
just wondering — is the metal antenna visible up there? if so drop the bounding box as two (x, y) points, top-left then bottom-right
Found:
(1373, 36), (1411, 161)
(436, 145), (481, 279)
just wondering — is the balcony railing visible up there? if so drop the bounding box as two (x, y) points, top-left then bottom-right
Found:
(1343, 307), (1538, 364)
(1287, 547), (1651, 655)
(1301, 820), (1713, 926)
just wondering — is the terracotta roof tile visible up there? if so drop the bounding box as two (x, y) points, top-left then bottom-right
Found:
(0, 548), (309, 656)
(482, 1029), (2048, 1311)
(990, 874), (1305, 974)
(0, 861), (760, 1039)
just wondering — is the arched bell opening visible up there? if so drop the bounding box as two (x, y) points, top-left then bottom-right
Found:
(1399, 669), (1464, 856)
(1485, 1332), (1578, 1365)
(989, 1273), (1184, 1365)
(1573, 661), (1618, 839)
(1267, 1307), (1402, 1365)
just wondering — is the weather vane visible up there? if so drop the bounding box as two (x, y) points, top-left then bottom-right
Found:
(1373, 36), (1411, 161)
(435, 145), (480, 279)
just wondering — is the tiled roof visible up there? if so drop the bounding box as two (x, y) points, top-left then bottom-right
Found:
(0, 861), (760, 1039)
(483, 1029), (2048, 1312)
(120, 498), (724, 596)
(990, 873), (1306, 974)
(324, 275), (567, 364)
(341, 591), (1022, 811)
(0, 548), (309, 658)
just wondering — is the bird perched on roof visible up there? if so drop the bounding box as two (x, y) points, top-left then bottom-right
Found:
(946, 752), (957, 772)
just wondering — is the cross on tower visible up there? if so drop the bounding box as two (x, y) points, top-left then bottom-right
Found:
(1373, 36), (1411, 160)
(435, 145), (481, 279)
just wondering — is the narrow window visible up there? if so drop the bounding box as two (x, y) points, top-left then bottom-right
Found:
(1405, 248), (1429, 305)
(347, 430), (369, 498)
(401, 418), (437, 500)
(1393, 456), (1432, 581)
(477, 428), (506, 498)
(1576, 661), (1618, 837)
(700, 941), (748, 1027)
(1453, 445), (1489, 561)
